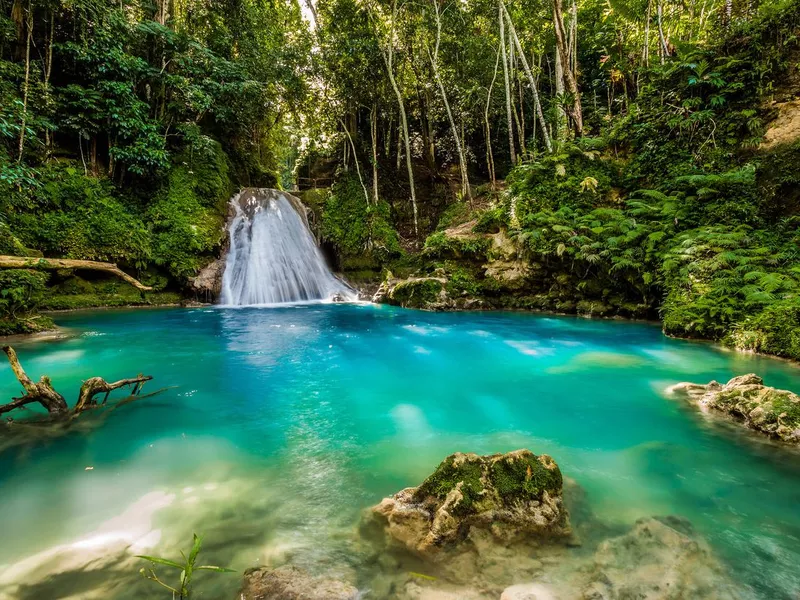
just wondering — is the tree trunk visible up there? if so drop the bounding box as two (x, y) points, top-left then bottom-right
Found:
(554, 45), (567, 139)
(551, 0), (583, 136)
(0, 256), (153, 290)
(370, 104), (380, 203)
(17, 0), (32, 162)
(499, 3), (517, 165)
(339, 118), (370, 205)
(429, 1), (470, 200)
(501, 2), (553, 152)
(485, 44), (501, 188)
(642, 0), (652, 69)
(657, 0), (668, 63)
(378, 0), (418, 235)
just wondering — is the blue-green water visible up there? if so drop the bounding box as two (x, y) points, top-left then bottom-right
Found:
(1, 305), (800, 599)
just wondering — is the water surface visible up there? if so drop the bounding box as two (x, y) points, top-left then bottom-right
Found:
(1, 305), (799, 599)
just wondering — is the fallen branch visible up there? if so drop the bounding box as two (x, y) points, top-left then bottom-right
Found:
(1, 346), (68, 416)
(74, 374), (152, 413)
(1, 345), (153, 419)
(0, 256), (152, 291)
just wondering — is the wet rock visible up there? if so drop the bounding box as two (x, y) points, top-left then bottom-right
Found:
(582, 516), (740, 599)
(239, 565), (360, 600)
(669, 374), (800, 444)
(500, 583), (558, 600)
(369, 450), (571, 561)
(189, 258), (226, 302)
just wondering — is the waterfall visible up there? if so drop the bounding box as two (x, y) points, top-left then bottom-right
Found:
(220, 189), (355, 306)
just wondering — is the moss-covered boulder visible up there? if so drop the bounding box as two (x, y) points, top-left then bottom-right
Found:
(669, 374), (800, 444)
(370, 450), (570, 560)
(374, 276), (451, 310)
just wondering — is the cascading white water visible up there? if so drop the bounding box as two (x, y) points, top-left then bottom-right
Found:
(220, 189), (355, 306)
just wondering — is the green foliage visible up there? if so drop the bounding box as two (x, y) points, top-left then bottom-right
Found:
(9, 163), (150, 266)
(423, 231), (491, 259)
(389, 278), (443, 309)
(137, 534), (235, 599)
(147, 145), (232, 281)
(0, 270), (48, 318)
(322, 174), (401, 260)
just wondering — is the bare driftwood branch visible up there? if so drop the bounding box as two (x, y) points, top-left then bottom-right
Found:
(1, 346), (68, 416)
(1, 345), (153, 419)
(0, 256), (152, 291)
(74, 375), (152, 412)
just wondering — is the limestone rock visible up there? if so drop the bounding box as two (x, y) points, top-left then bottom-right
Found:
(238, 565), (360, 600)
(189, 258), (226, 302)
(669, 374), (800, 444)
(369, 450), (571, 561)
(582, 516), (739, 600)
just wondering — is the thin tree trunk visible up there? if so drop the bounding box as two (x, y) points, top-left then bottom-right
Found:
(339, 118), (370, 205)
(554, 46), (567, 139)
(499, 2), (516, 165)
(502, 1), (553, 152)
(44, 10), (55, 156)
(17, 0), (32, 162)
(642, 0), (652, 69)
(370, 104), (380, 203)
(657, 0), (668, 63)
(428, 1), (470, 200)
(485, 43), (501, 188)
(551, 0), (583, 136)
(379, 0), (418, 234)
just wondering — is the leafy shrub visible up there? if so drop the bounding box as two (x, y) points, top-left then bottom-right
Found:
(323, 174), (401, 260)
(0, 269), (48, 318)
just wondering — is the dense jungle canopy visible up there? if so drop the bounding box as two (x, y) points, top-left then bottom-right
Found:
(0, 0), (798, 359)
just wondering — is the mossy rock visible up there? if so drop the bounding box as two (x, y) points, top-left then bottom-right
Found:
(671, 374), (800, 444)
(387, 277), (446, 309)
(371, 449), (570, 560)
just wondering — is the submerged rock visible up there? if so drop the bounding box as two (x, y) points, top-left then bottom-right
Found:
(669, 374), (800, 444)
(239, 565), (360, 600)
(582, 516), (740, 599)
(369, 450), (570, 560)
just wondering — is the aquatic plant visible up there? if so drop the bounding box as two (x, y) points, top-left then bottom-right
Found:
(137, 534), (235, 599)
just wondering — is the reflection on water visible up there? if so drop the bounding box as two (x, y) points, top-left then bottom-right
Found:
(1, 305), (800, 598)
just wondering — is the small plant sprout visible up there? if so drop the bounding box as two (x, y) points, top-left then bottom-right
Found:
(137, 533), (235, 599)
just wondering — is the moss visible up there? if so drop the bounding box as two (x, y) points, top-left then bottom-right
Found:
(412, 451), (562, 516)
(488, 453), (562, 502)
(389, 278), (443, 309)
(423, 231), (491, 259)
(770, 392), (800, 428)
(40, 276), (181, 310)
(413, 455), (485, 514)
(445, 265), (481, 298)
(473, 206), (506, 234)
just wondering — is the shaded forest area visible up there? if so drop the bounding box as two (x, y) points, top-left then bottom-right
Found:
(0, 0), (799, 359)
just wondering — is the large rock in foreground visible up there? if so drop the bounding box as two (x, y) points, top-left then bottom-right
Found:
(582, 516), (740, 599)
(669, 374), (800, 444)
(239, 565), (359, 600)
(370, 450), (570, 560)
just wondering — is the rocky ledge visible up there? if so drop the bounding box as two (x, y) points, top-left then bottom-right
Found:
(669, 374), (800, 444)
(369, 449), (570, 560)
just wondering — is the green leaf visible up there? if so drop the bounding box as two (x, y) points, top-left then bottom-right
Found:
(136, 556), (184, 570)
